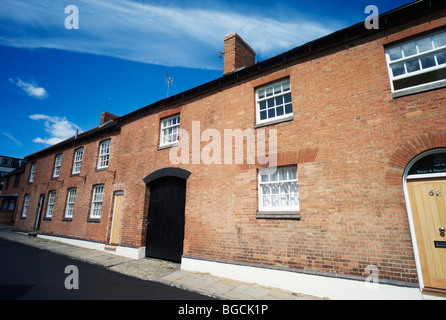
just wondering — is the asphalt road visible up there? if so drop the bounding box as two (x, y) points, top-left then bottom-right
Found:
(0, 237), (212, 300)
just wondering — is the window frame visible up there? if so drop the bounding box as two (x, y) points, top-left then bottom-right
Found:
(29, 162), (36, 183)
(385, 28), (446, 97)
(255, 79), (293, 126)
(64, 188), (77, 219)
(72, 147), (84, 175)
(53, 154), (62, 178)
(21, 194), (30, 218)
(1, 200), (7, 211)
(89, 184), (104, 219)
(0, 157), (12, 166)
(45, 190), (56, 218)
(257, 165), (299, 216)
(13, 174), (21, 188)
(5, 176), (9, 190)
(159, 114), (180, 148)
(7, 199), (15, 211)
(97, 139), (111, 169)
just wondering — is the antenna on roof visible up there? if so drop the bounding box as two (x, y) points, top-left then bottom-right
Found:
(166, 71), (173, 98)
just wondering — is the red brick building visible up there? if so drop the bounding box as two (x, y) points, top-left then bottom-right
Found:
(0, 159), (26, 224)
(14, 0), (446, 299)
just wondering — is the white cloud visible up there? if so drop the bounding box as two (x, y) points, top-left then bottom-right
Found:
(9, 77), (48, 99)
(0, 0), (341, 70)
(29, 114), (82, 146)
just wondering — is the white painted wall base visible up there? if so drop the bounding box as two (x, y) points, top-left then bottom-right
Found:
(37, 234), (145, 259)
(181, 256), (423, 300)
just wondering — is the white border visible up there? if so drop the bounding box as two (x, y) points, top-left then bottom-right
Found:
(36, 233), (145, 259)
(181, 257), (421, 300)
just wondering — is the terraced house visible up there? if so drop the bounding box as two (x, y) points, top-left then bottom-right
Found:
(13, 0), (446, 299)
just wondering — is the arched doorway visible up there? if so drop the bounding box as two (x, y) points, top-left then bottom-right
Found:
(404, 148), (446, 292)
(143, 168), (190, 263)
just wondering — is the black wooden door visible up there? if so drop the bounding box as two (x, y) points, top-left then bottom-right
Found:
(146, 177), (186, 262)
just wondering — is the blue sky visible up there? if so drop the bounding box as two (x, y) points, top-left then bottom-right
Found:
(0, 0), (413, 159)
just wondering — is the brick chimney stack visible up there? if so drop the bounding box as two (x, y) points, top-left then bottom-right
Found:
(100, 111), (119, 126)
(223, 33), (256, 75)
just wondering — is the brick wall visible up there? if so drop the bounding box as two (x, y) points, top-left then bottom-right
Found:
(14, 8), (446, 285)
(14, 130), (121, 244)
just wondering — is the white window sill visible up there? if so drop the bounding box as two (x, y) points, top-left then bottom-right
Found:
(255, 114), (294, 128)
(256, 211), (300, 220)
(158, 142), (179, 150)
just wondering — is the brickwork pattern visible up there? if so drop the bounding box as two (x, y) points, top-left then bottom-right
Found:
(13, 9), (446, 285)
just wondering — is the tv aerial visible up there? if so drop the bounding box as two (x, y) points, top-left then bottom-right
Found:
(166, 71), (173, 98)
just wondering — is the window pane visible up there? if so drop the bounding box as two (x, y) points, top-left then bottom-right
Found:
(260, 111), (267, 120)
(417, 38), (432, 53)
(388, 47), (403, 61)
(280, 194), (289, 207)
(284, 93), (292, 103)
(276, 106), (284, 116)
(270, 171), (277, 182)
(391, 62), (405, 77)
(271, 195), (279, 207)
(259, 101), (267, 110)
(290, 182), (298, 193)
(279, 182), (288, 194)
(437, 51), (446, 65)
(266, 87), (273, 97)
(285, 103), (293, 114)
(275, 96), (283, 106)
(288, 168), (297, 180)
(267, 99), (275, 108)
(258, 89), (265, 99)
(8, 200), (15, 210)
(271, 184), (279, 194)
(263, 195), (271, 207)
(402, 42), (417, 57)
(420, 54), (436, 69)
(290, 194), (299, 207)
(282, 81), (290, 91)
(405, 58), (420, 73)
(278, 168), (287, 180)
(261, 174), (269, 182)
(274, 85), (281, 94)
(268, 108), (275, 118)
(433, 32), (446, 48)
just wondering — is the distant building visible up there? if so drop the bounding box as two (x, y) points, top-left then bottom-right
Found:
(0, 156), (26, 223)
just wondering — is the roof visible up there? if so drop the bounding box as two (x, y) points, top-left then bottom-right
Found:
(3, 166), (26, 177)
(25, 0), (446, 160)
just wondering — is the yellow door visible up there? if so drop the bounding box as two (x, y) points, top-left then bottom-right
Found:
(407, 178), (446, 290)
(111, 194), (124, 244)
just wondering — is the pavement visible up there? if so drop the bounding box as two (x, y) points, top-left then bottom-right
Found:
(0, 224), (322, 300)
